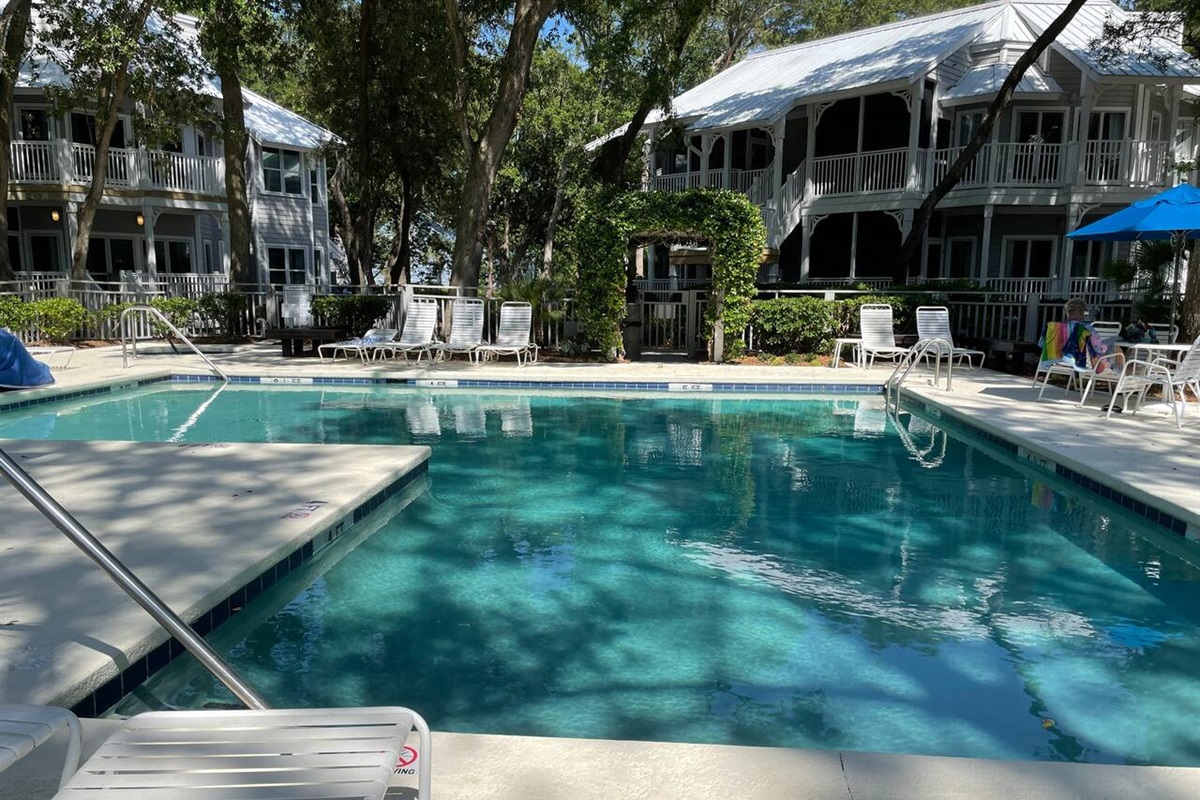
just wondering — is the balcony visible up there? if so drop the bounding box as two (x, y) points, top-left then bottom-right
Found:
(648, 166), (771, 194)
(10, 140), (224, 196)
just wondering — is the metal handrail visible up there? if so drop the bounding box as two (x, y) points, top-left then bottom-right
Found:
(120, 304), (229, 383)
(0, 446), (268, 711)
(885, 337), (954, 410)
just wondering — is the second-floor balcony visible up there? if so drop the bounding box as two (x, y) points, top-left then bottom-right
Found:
(10, 139), (224, 196)
(650, 139), (1178, 204)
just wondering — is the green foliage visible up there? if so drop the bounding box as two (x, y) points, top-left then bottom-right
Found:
(312, 294), (391, 336)
(751, 296), (839, 355)
(1102, 240), (1176, 322)
(28, 297), (87, 343)
(0, 296), (33, 333)
(197, 292), (250, 336)
(497, 275), (567, 344)
(149, 297), (200, 328)
(575, 187), (765, 361)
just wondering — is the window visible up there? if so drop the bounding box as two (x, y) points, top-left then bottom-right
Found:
(956, 112), (982, 147)
(204, 240), (216, 273)
(8, 235), (23, 272)
(947, 238), (975, 279)
(1071, 240), (1110, 278)
(28, 234), (64, 271)
(18, 108), (52, 141)
(143, 239), (193, 274)
(309, 162), (323, 205)
(267, 246), (307, 285)
(1085, 110), (1128, 182)
(71, 113), (128, 147)
(262, 147), (303, 194)
(1005, 238), (1056, 279)
(85, 237), (137, 282)
(924, 239), (943, 279)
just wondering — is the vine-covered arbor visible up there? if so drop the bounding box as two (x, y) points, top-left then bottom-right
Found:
(575, 188), (766, 361)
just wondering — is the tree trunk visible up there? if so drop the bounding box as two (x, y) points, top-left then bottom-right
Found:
(0, 0), (31, 283)
(894, 0), (1088, 279)
(1180, 242), (1200, 341)
(214, 15), (254, 286)
(351, 0), (377, 291)
(328, 163), (365, 286)
(69, 1), (153, 282)
(541, 153), (569, 277)
(389, 177), (416, 285)
(447, 0), (555, 292)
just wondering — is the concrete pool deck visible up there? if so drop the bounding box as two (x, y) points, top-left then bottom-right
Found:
(1, 343), (1198, 799)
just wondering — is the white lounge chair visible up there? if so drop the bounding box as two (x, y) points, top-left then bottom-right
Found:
(858, 304), (909, 368)
(430, 298), (484, 363)
(25, 346), (76, 369)
(51, 706), (431, 800)
(476, 301), (537, 366)
(915, 306), (985, 368)
(318, 328), (398, 363)
(373, 297), (439, 363)
(1098, 335), (1200, 427)
(0, 703), (82, 790)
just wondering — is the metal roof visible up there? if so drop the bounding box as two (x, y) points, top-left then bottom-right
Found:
(647, 0), (1200, 134)
(941, 62), (1063, 105)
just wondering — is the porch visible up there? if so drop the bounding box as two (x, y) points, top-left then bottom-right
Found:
(9, 140), (224, 195)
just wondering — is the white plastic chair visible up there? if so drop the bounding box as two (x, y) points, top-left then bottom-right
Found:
(1100, 335), (1200, 427)
(476, 301), (537, 366)
(52, 706), (431, 800)
(915, 306), (985, 368)
(0, 704), (82, 790)
(318, 328), (398, 363)
(858, 304), (908, 368)
(430, 298), (485, 362)
(374, 297), (439, 363)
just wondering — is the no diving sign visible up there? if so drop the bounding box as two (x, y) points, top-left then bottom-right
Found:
(393, 745), (419, 775)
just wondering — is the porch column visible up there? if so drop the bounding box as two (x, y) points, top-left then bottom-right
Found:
(978, 205), (994, 284)
(901, 208), (916, 280)
(771, 119), (786, 233)
(64, 201), (79, 278)
(219, 211), (232, 278)
(804, 104), (818, 198)
(142, 205), (157, 278)
(1060, 204), (1078, 295)
(1074, 74), (1093, 186)
(799, 213), (811, 283)
(721, 132), (732, 190)
(699, 132), (712, 187)
(849, 212), (858, 280)
(1165, 85), (1181, 186)
(906, 81), (924, 192)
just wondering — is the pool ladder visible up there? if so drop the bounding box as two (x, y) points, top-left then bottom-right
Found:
(120, 305), (229, 383)
(884, 337), (954, 413)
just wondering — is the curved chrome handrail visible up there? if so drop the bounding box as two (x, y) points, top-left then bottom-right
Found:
(120, 304), (229, 383)
(885, 337), (954, 411)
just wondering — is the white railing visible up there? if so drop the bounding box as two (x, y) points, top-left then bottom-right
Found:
(811, 148), (908, 196)
(982, 277), (1053, 296)
(993, 142), (1064, 186)
(650, 172), (702, 192)
(9, 139), (222, 195)
(1082, 139), (1169, 186)
(779, 160), (805, 213)
(633, 278), (711, 292)
(650, 167), (773, 196)
(733, 166), (770, 193)
(10, 140), (59, 182)
(930, 145), (994, 188)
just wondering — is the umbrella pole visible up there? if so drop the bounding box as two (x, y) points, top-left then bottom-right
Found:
(1169, 233), (1181, 341)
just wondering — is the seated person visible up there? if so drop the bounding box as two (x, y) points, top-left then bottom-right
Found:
(0, 328), (55, 389)
(1038, 298), (1122, 375)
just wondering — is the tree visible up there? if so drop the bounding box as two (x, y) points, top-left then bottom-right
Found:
(187, 0), (292, 286)
(894, 0), (1088, 277)
(37, 0), (211, 281)
(0, 0), (32, 282)
(444, 0), (557, 293)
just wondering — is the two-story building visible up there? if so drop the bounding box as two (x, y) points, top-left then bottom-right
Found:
(633, 0), (1200, 296)
(6, 13), (335, 293)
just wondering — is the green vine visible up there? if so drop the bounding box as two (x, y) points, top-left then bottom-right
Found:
(575, 188), (766, 361)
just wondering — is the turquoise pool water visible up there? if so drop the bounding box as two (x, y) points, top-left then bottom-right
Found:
(2, 384), (1198, 766)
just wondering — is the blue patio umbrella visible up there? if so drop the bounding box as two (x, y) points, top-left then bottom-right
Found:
(1067, 183), (1200, 331)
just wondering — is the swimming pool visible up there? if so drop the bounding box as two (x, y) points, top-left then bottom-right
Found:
(2, 383), (1198, 766)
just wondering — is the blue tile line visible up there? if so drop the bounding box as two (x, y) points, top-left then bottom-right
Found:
(915, 401), (1189, 538)
(69, 460), (428, 719)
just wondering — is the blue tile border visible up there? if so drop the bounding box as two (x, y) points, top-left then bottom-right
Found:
(69, 460), (428, 719)
(908, 399), (1191, 539)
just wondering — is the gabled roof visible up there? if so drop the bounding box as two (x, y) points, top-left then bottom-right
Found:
(646, 0), (1200, 134)
(17, 9), (335, 151)
(941, 62), (1063, 105)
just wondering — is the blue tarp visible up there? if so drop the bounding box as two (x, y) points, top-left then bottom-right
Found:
(0, 329), (54, 389)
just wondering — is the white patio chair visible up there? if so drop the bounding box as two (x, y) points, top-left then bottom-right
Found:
(1100, 335), (1200, 427)
(915, 306), (985, 368)
(430, 297), (485, 363)
(318, 328), (398, 363)
(25, 346), (76, 369)
(0, 704), (82, 790)
(373, 297), (439, 363)
(51, 706), (431, 800)
(858, 304), (908, 368)
(476, 301), (537, 366)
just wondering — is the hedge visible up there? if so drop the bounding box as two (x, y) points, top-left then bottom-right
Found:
(749, 293), (933, 357)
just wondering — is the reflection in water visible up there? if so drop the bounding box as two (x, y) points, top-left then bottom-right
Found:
(3, 386), (1198, 766)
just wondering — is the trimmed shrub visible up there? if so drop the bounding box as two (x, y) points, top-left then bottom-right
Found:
(0, 295), (32, 333)
(198, 292), (250, 336)
(312, 294), (391, 336)
(28, 297), (87, 343)
(750, 296), (839, 355)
